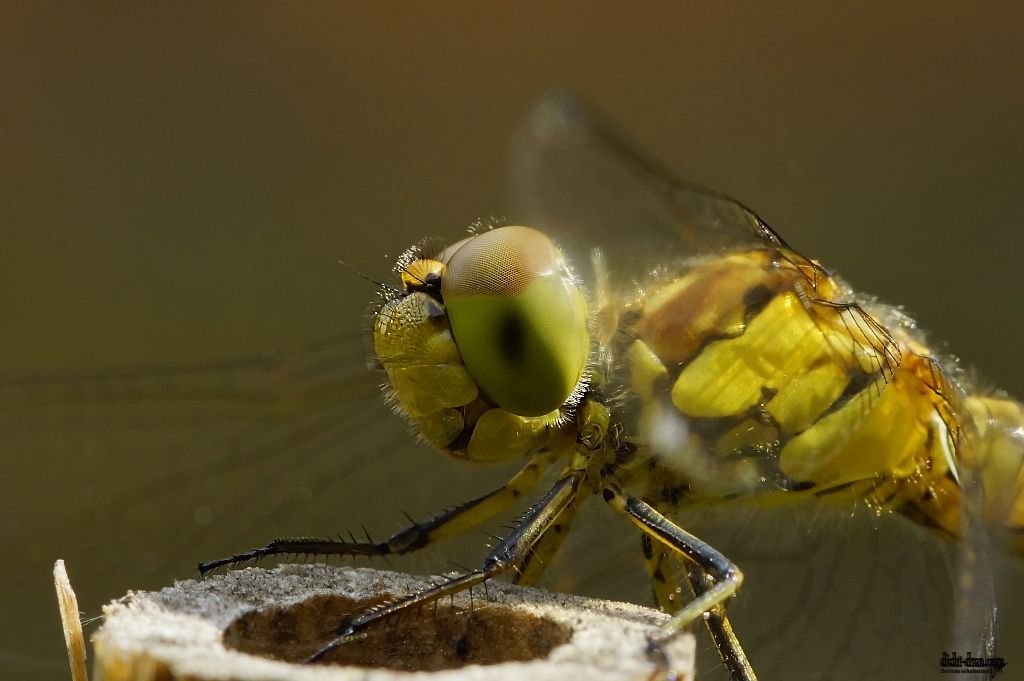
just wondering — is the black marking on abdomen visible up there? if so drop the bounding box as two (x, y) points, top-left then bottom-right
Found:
(813, 480), (861, 498)
(775, 477), (815, 493)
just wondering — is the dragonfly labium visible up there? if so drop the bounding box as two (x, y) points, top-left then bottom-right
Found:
(201, 94), (1023, 680)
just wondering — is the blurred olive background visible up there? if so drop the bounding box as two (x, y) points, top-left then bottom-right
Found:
(2, 3), (1023, 680)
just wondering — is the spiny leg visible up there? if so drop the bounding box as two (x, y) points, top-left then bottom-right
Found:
(602, 485), (756, 681)
(513, 490), (581, 587)
(308, 469), (584, 663)
(510, 404), (611, 587)
(641, 486), (753, 679)
(646, 539), (755, 681)
(198, 452), (555, 576)
(512, 436), (609, 587)
(684, 563), (755, 681)
(639, 507), (752, 680)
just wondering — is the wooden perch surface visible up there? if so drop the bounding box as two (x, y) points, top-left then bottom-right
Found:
(89, 564), (693, 681)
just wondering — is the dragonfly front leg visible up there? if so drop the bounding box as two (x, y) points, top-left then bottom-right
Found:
(602, 485), (756, 681)
(198, 452), (555, 576)
(685, 564), (756, 681)
(513, 472), (584, 586)
(307, 469), (584, 663)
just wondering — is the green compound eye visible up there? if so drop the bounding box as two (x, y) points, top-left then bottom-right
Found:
(440, 226), (589, 417)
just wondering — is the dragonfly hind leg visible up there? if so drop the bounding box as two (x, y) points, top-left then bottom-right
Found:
(603, 485), (757, 681)
(198, 452), (555, 576)
(307, 470), (584, 663)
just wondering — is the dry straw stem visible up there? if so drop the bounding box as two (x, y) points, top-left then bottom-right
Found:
(54, 559), (89, 681)
(86, 564), (693, 681)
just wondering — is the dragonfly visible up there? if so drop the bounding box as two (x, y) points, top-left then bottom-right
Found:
(5, 95), (1019, 681)
(195, 94), (1024, 680)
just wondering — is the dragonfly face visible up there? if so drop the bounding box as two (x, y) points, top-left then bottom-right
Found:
(373, 225), (589, 462)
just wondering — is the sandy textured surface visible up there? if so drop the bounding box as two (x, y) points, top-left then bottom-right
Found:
(91, 564), (693, 681)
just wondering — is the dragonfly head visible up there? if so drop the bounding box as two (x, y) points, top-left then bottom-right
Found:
(374, 225), (590, 462)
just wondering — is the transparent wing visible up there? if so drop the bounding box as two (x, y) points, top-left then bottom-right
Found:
(508, 92), (901, 385)
(0, 332), (494, 604)
(0, 333), (384, 546)
(953, 390), (1024, 664)
(508, 91), (786, 288)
